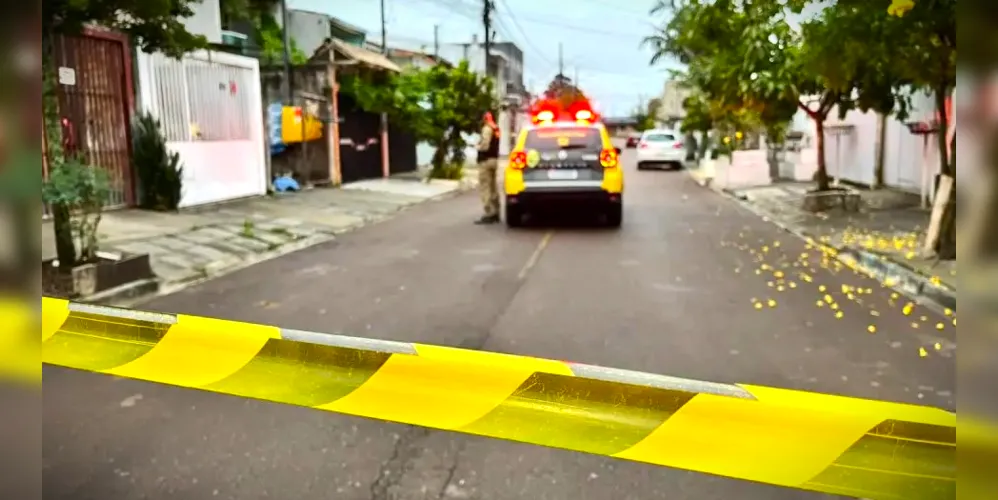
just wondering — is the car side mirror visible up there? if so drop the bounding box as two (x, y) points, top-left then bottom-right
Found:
(614, 147), (622, 155)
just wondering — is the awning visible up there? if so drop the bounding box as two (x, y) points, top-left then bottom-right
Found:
(312, 38), (401, 73)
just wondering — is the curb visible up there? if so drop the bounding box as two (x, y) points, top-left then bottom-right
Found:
(716, 189), (957, 314)
(110, 186), (470, 307)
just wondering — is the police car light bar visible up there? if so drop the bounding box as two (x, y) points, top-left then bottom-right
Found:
(535, 110), (555, 122)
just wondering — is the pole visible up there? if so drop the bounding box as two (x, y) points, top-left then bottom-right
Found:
(328, 41), (342, 185)
(280, 0), (293, 102)
(483, 1), (493, 64)
(380, 0), (387, 52)
(379, 0), (390, 178)
(558, 43), (564, 78)
(433, 25), (440, 58)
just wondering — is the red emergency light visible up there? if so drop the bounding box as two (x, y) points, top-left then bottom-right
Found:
(530, 96), (600, 125)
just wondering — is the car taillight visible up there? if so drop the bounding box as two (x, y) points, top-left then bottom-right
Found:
(674, 142), (684, 149)
(599, 148), (618, 168)
(509, 151), (527, 169)
(638, 142), (648, 149)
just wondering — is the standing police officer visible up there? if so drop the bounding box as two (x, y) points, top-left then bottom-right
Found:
(474, 110), (501, 224)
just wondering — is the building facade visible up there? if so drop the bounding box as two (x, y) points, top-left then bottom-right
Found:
(658, 79), (689, 125)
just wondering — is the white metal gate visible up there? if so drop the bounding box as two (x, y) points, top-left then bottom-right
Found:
(135, 50), (266, 207)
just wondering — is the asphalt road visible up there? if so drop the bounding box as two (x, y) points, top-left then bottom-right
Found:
(42, 149), (955, 500)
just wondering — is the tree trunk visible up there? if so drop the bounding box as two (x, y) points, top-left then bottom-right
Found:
(873, 113), (887, 188)
(933, 87), (956, 260)
(430, 138), (447, 171)
(813, 117), (831, 191)
(51, 203), (76, 268)
(697, 128), (711, 161)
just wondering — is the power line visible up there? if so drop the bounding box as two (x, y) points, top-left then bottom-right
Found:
(493, 0), (555, 67)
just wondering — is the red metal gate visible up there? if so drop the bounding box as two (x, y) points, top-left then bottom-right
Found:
(49, 28), (136, 209)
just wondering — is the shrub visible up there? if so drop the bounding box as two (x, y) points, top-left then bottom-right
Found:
(132, 112), (183, 211)
(42, 158), (111, 266)
(429, 162), (463, 180)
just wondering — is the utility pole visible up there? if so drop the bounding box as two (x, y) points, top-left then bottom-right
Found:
(379, 0), (389, 177)
(280, 0), (293, 102)
(380, 0), (387, 53)
(558, 42), (564, 78)
(483, 1), (493, 65)
(433, 24), (440, 58)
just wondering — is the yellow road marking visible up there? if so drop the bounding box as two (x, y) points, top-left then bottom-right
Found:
(518, 231), (553, 280)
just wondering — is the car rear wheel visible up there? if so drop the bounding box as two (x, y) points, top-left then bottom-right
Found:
(506, 205), (524, 228)
(605, 204), (622, 228)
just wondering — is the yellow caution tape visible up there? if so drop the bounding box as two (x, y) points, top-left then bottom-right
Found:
(41, 297), (955, 500)
(0, 296), (40, 383)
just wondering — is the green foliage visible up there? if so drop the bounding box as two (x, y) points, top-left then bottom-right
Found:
(431, 162), (464, 180)
(679, 92), (713, 134)
(42, 158), (112, 265)
(256, 13), (308, 64)
(632, 98), (662, 131)
(132, 112), (184, 211)
(645, 0), (913, 191)
(348, 61), (498, 175)
(43, 0), (209, 57)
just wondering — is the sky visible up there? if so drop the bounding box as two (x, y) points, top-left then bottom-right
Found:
(289, 0), (680, 117)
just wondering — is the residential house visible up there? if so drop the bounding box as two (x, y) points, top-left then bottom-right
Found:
(789, 91), (944, 203)
(135, 0), (268, 207)
(279, 9), (368, 57)
(658, 79), (689, 127)
(386, 48), (446, 70)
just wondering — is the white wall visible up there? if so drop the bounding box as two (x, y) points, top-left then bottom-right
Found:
(136, 50), (268, 207)
(788, 91), (939, 195)
(180, 0), (222, 44)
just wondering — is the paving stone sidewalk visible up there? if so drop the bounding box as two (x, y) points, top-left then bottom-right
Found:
(727, 182), (957, 310)
(42, 178), (472, 301)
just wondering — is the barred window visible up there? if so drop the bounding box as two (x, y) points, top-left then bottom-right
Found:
(148, 53), (254, 142)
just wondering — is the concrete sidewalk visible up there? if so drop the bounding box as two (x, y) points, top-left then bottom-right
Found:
(715, 181), (957, 311)
(42, 177), (473, 302)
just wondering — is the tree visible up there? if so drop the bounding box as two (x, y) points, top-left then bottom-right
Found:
(220, 0), (308, 64)
(873, 0), (956, 258)
(644, 0), (904, 192)
(43, 0), (209, 57)
(43, 0), (209, 269)
(631, 98), (662, 131)
(349, 61), (498, 178)
(543, 74), (588, 109)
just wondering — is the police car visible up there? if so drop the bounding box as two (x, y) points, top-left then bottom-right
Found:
(503, 101), (624, 228)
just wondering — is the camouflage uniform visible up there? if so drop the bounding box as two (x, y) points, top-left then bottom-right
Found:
(477, 123), (501, 220)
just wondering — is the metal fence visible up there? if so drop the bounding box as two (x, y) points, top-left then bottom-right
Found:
(50, 31), (135, 210)
(143, 52), (256, 143)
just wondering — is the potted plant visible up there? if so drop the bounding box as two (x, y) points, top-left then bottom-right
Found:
(42, 158), (155, 299)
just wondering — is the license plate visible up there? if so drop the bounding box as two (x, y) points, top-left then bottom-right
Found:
(547, 170), (579, 180)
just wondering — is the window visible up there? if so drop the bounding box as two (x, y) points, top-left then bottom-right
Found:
(524, 127), (603, 152)
(643, 132), (676, 142)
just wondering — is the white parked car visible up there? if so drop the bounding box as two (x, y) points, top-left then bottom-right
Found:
(635, 129), (686, 170)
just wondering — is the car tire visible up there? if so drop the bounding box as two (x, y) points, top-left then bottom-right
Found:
(606, 204), (622, 228)
(506, 205), (524, 228)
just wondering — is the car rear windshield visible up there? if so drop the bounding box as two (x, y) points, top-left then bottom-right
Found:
(643, 133), (676, 142)
(524, 127), (603, 151)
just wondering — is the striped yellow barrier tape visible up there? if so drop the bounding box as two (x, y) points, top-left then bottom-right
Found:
(0, 296), (39, 383)
(41, 297), (955, 500)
